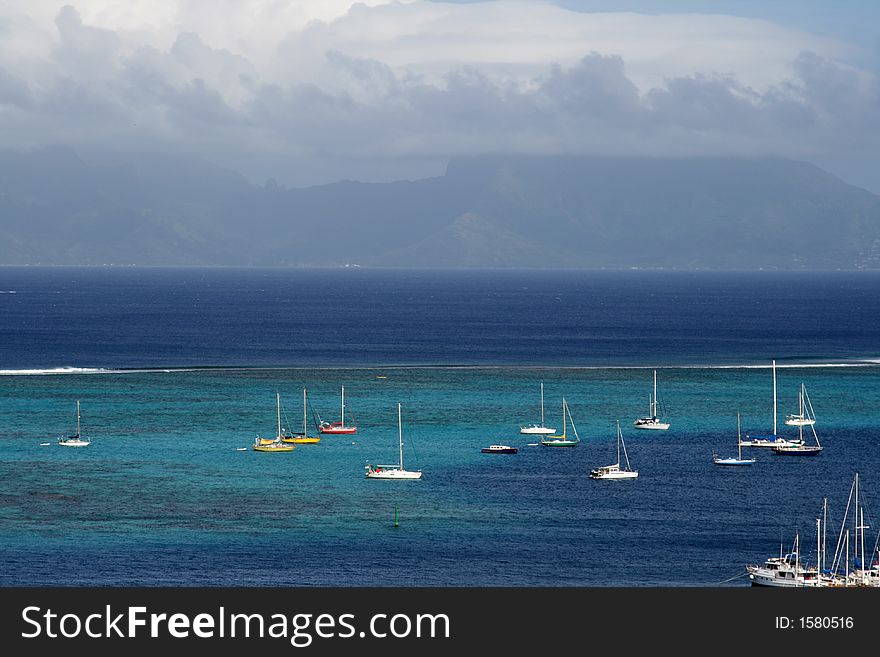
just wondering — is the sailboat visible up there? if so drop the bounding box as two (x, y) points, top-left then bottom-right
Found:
(785, 382), (816, 427)
(590, 420), (638, 479)
(540, 398), (580, 447)
(318, 386), (357, 434)
(826, 473), (880, 587)
(773, 416), (823, 455)
(633, 369), (670, 430)
(773, 372), (822, 455)
(282, 388), (321, 444)
(252, 392), (295, 452)
(365, 403), (422, 479)
(740, 360), (803, 448)
(520, 381), (556, 435)
(747, 473), (878, 587)
(57, 400), (91, 447)
(713, 413), (756, 466)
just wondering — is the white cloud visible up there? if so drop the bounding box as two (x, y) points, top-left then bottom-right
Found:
(0, 1), (875, 186)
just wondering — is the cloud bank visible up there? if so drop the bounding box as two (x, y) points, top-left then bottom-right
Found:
(0, 0), (877, 186)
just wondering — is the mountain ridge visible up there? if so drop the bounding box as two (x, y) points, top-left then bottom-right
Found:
(2, 148), (879, 269)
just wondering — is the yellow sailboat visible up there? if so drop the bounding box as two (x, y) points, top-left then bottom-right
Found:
(252, 438), (293, 452)
(282, 388), (321, 445)
(252, 392), (295, 452)
(540, 398), (581, 447)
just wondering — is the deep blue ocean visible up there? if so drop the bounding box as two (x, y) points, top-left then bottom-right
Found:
(1, 267), (879, 586)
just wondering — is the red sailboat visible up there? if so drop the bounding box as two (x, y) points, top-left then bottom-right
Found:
(318, 386), (358, 434)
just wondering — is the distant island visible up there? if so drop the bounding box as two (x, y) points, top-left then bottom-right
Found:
(2, 147), (879, 269)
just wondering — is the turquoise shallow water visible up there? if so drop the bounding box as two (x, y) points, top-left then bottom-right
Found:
(1, 364), (878, 586)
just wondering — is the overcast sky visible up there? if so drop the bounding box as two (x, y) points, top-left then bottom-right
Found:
(1, 0), (878, 190)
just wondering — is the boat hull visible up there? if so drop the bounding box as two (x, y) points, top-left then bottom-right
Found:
(365, 468), (422, 480)
(747, 567), (822, 587)
(319, 425), (357, 435)
(481, 446), (517, 454)
(58, 440), (90, 447)
(520, 426), (555, 435)
(740, 435), (803, 448)
(282, 435), (321, 444)
(590, 469), (638, 480)
(253, 438), (295, 452)
(785, 418), (815, 427)
(633, 419), (669, 430)
(713, 457), (756, 466)
(540, 439), (579, 447)
(773, 446), (823, 456)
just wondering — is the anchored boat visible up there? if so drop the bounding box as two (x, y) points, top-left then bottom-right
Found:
(365, 404), (422, 480)
(318, 386), (357, 434)
(590, 420), (638, 480)
(540, 398), (580, 447)
(57, 400), (91, 447)
(633, 369), (670, 430)
(520, 381), (556, 435)
(713, 413), (756, 466)
(253, 392), (296, 452)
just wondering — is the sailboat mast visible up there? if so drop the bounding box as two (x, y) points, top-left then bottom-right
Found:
(540, 382), (544, 425)
(76, 400), (81, 436)
(772, 360), (777, 436)
(398, 403), (404, 469)
(302, 388), (307, 435)
(617, 421), (621, 466)
(277, 392), (282, 439)
(653, 370), (657, 417)
(822, 497), (827, 575)
(855, 472), (859, 571)
(561, 398), (567, 437)
(737, 412), (742, 459)
(860, 507), (866, 581)
(341, 386), (345, 424)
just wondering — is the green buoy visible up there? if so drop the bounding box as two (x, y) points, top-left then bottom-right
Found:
(393, 504), (399, 528)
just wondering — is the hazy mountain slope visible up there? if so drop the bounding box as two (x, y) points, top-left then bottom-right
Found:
(1, 148), (878, 269)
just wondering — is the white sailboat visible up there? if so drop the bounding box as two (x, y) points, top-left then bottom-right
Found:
(773, 419), (822, 455)
(827, 473), (880, 587)
(785, 382), (816, 427)
(713, 413), (756, 466)
(740, 360), (803, 448)
(520, 381), (556, 434)
(633, 369), (669, 430)
(774, 378), (822, 454)
(365, 403), (422, 480)
(57, 400), (91, 447)
(540, 397), (580, 447)
(747, 473), (879, 587)
(590, 420), (637, 479)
